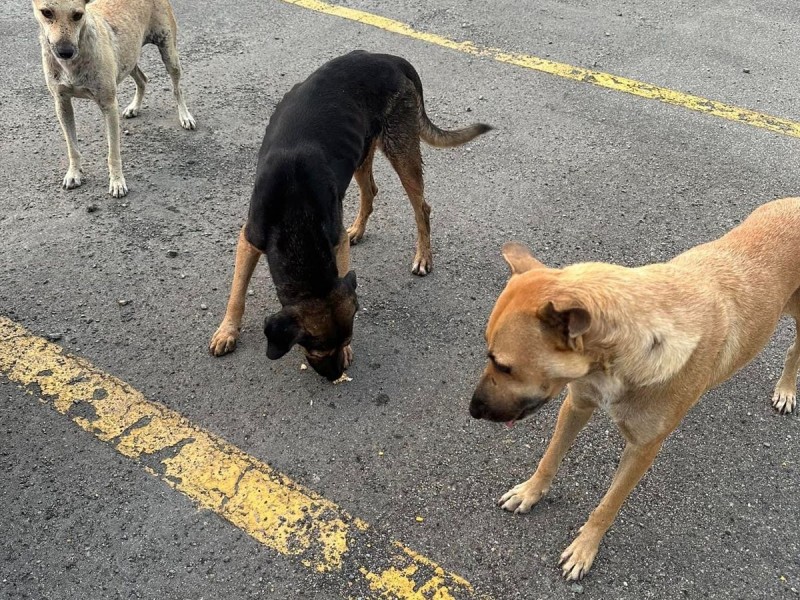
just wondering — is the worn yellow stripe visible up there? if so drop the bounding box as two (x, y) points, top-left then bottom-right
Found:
(0, 316), (485, 599)
(280, 0), (800, 139)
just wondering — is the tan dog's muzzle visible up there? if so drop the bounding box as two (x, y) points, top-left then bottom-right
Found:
(469, 376), (549, 423)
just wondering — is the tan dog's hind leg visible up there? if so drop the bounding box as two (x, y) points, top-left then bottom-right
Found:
(773, 290), (800, 414)
(209, 227), (262, 356)
(54, 94), (83, 189)
(123, 65), (148, 119)
(347, 144), (378, 245)
(560, 437), (665, 581)
(500, 392), (594, 513)
(99, 98), (128, 197)
(157, 36), (195, 130)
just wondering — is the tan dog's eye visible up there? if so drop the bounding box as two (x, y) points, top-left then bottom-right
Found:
(41, 9), (54, 19)
(496, 363), (512, 375)
(72, 11), (83, 21)
(488, 352), (512, 375)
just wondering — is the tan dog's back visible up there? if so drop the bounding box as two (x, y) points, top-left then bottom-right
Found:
(671, 197), (800, 385)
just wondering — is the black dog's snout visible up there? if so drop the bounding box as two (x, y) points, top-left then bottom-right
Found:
(307, 351), (345, 382)
(55, 44), (76, 60)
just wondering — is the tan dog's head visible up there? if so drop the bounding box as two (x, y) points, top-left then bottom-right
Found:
(32, 0), (90, 62)
(470, 242), (595, 424)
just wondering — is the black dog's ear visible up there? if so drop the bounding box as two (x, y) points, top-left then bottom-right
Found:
(264, 309), (302, 360)
(343, 270), (357, 291)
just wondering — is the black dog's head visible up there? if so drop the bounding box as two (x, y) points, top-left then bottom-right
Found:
(264, 271), (358, 380)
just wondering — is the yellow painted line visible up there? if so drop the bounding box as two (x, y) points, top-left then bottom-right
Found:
(0, 316), (486, 600)
(280, 0), (800, 139)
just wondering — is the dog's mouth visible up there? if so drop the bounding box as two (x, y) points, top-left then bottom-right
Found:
(304, 349), (345, 381)
(504, 398), (548, 428)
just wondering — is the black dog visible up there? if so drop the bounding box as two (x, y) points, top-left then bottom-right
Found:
(209, 50), (492, 380)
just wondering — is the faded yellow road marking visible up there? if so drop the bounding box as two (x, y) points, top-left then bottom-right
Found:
(0, 316), (484, 599)
(281, 0), (800, 139)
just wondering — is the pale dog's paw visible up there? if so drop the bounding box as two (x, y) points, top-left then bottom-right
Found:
(123, 105), (140, 118)
(109, 175), (128, 198)
(498, 478), (549, 514)
(62, 168), (82, 190)
(771, 388), (796, 414)
(179, 109), (196, 130)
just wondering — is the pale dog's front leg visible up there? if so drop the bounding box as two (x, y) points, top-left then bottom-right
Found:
(99, 97), (127, 197)
(54, 93), (83, 189)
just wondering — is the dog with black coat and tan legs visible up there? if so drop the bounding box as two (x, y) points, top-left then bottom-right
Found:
(471, 197), (800, 580)
(32, 0), (195, 197)
(209, 51), (491, 381)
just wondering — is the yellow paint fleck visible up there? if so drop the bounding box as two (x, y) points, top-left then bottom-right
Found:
(0, 317), (484, 598)
(280, 0), (800, 139)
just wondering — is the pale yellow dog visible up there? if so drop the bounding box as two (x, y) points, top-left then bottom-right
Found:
(33, 0), (195, 197)
(471, 197), (800, 580)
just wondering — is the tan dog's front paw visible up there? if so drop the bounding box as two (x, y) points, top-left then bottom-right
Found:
(209, 322), (239, 356)
(109, 175), (128, 198)
(411, 251), (432, 276)
(343, 344), (353, 368)
(498, 478), (549, 514)
(772, 388), (796, 414)
(559, 530), (600, 581)
(62, 168), (82, 190)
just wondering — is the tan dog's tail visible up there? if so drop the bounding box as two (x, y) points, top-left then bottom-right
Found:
(397, 57), (493, 148)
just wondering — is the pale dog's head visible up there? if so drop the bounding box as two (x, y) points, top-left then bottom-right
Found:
(32, 0), (91, 62)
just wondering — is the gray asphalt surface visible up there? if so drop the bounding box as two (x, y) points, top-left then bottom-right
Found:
(2, 0), (800, 598)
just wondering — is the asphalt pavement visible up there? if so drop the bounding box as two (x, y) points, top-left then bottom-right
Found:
(2, 0), (800, 598)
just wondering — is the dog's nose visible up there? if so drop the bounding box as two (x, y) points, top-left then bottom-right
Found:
(55, 44), (76, 60)
(469, 394), (486, 419)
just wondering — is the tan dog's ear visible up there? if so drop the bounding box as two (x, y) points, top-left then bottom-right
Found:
(501, 242), (545, 275)
(538, 300), (591, 351)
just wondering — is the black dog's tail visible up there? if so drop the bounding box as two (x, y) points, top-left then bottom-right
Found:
(397, 58), (493, 148)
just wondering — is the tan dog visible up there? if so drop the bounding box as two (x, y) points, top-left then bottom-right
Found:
(470, 197), (800, 580)
(33, 0), (196, 197)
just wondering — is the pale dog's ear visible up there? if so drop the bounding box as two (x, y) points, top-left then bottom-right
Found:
(538, 299), (591, 352)
(501, 241), (545, 275)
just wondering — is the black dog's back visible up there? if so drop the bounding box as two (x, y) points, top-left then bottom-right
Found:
(259, 52), (416, 190)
